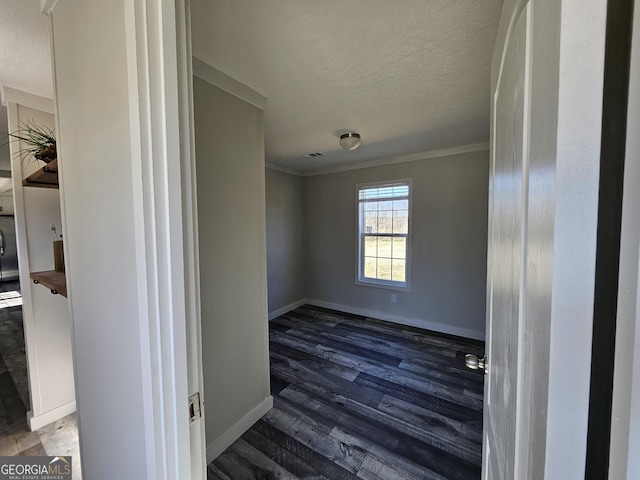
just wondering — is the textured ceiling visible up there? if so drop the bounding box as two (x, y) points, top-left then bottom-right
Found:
(192, 0), (504, 174)
(0, 0), (53, 171)
(0, 1), (504, 176)
(0, 0), (52, 99)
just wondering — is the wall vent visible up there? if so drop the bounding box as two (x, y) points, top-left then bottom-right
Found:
(304, 152), (324, 158)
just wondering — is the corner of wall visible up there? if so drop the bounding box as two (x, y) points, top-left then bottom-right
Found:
(205, 396), (273, 464)
(268, 298), (307, 321)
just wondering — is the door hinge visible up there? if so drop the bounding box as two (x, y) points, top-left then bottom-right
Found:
(188, 392), (201, 424)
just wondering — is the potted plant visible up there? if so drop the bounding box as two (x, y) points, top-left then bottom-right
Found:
(1, 120), (56, 164)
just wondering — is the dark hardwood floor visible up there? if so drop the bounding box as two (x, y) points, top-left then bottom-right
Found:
(208, 305), (485, 480)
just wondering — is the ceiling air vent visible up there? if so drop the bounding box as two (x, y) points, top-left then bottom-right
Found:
(304, 152), (324, 158)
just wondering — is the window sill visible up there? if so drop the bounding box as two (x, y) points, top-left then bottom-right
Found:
(356, 278), (411, 292)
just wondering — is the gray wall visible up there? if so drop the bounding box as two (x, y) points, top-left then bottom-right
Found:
(194, 78), (271, 452)
(304, 150), (489, 339)
(265, 168), (305, 315)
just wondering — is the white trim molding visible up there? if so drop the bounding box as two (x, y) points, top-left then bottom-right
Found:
(123, 0), (197, 477)
(303, 142), (490, 177)
(27, 401), (76, 431)
(265, 162), (303, 177)
(268, 298), (307, 320)
(355, 179), (413, 293)
(264, 143), (490, 179)
(192, 57), (266, 111)
(306, 299), (485, 341)
(206, 396), (273, 463)
(177, 2), (208, 480)
(269, 298), (485, 341)
(1, 87), (54, 113)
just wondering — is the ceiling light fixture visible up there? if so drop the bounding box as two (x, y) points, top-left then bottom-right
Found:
(339, 132), (361, 151)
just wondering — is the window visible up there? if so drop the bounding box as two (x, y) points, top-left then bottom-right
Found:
(357, 180), (411, 290)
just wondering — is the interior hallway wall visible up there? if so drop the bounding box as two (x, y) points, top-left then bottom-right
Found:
(193, 77), (272, 461)
(265, 168), (305, 317)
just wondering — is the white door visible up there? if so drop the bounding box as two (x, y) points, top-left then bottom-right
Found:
(480, 0), (609, 477)
(483, 1), (532, 478)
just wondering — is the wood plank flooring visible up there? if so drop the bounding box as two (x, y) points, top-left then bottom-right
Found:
(208, 305), (485, 480)
(0, 281), (82, 479)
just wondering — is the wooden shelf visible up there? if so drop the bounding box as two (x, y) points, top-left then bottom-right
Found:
(30, 270), (67, 298)
(22, 159), (59, 189)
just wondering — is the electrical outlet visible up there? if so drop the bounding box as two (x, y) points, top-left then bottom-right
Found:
(391, 294), (397, 303)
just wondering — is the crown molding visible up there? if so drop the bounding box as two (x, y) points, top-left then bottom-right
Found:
(295, 142), (490, 177)
(265, 162), (303, 176)
(192, 57), (266, 111)
(1, 87), (54, 113)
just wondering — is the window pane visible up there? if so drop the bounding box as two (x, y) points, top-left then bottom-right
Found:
(359, 184), (409, 200)
(392, 237), (406, 259)
(364, 211), (378, 233)
(358, 181), (409, 286)
(364, 257), (377, 279)
(378, 237), (392, 258)
(378, 258), (392, 280)
(393, 210), (409, 234)
(391, 259), (406, 282)
(378, 211), (393, 233)
(364, 236), (377, 257)
(393, 199), (408, 210)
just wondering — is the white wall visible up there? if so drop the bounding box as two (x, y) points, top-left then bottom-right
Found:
(193, 77), (272, 461)
(303, 150), (489, 340)
(4, 92), (75, 429)
(265, 167), (305, 317)
(50, 1), (152, 477)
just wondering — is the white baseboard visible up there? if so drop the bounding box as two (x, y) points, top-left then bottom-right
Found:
(27, 400), (76, 431)
(206, 396), (273, 463)
(268, 298), (307, 320)
(306, 299), (485, 341)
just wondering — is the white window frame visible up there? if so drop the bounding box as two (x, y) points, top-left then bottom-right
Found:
(355, 179), (412, 291)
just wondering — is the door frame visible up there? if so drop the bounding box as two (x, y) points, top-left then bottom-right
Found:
(176, 1), (208, 478)
(607, 0), (639, 478)
(585, 0), (635, 477)
(45, 0), (207, 477)
(124, 0), (208, 476)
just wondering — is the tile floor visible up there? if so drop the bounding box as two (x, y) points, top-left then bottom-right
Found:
(0, 281), (82, 479)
